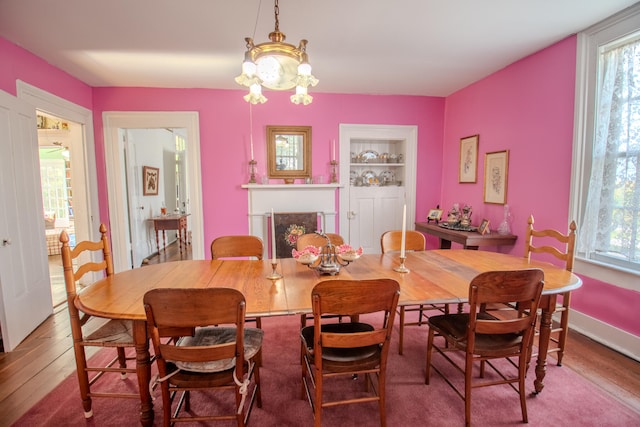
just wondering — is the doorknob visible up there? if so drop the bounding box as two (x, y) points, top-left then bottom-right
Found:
(2, 238), (12, 246)
(347, 211), (357, 219)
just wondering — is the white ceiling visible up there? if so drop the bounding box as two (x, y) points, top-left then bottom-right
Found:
(1, 0), (637, 97)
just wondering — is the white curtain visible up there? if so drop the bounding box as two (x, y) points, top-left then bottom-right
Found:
(578, 38), (640, 263)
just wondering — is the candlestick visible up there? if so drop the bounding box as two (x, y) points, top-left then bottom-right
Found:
(329, 160), (338, 183)
(271, 208), (276, 264)
(400, 204), (407, 258)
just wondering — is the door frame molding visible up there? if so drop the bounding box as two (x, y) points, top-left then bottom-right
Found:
(17, 80), (99, 245)
(103, 111), (204, 272)
(338, 124), (418, 249)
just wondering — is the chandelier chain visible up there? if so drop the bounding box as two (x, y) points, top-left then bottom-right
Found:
(274, 0), (280, 32)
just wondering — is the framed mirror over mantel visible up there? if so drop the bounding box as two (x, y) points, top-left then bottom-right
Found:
(267, 125), (311, 183)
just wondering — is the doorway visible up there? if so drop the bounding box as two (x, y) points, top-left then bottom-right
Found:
(103, 111), (204, 272)
(37, 112), (78, 306)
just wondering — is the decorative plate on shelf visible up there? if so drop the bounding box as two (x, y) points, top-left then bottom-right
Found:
(358, 149), (379, 163)
(379, 170), (395, 184)
(361, 170), (379, 186)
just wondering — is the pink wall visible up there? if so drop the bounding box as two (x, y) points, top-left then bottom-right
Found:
(441, 36), (640, 336)
(0, 38), (92, 108)
(91, 88), (445, 251)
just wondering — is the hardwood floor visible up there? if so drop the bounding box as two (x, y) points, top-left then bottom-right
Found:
(1, 241), (638, 426)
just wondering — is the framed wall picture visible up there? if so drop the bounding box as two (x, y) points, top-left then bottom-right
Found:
(478, 218), (490, 235)
(427, 208), (443, 223)
(459, 134), (479, 183)
(483, 150), (509, 204)
(143, 166), (159, 196)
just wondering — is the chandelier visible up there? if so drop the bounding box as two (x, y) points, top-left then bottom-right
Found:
(235, 0), (318, 105)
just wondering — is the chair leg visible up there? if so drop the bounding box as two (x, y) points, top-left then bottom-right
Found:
(556, 292), (571, 366)
(314, 369), (323, 427)
(73, 343), (93, 418)
(117, 346), (128, 379)
(519, 353), (529, 423)
(424, 328), (435, 384)
(255, 316), (262, 329)
(464, 354), (473, 427)
(254, 359), (263, 408)
(378, 370), (387, 427)
(398, 307), (406, 355)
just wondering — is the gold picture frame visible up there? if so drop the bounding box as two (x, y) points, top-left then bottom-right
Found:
(427, 208), (443, 223)
(459, 134), (479, 183)
(267, 125), (312, 182)
(483, 150), (509, 204)
(143, 166), (159, 196)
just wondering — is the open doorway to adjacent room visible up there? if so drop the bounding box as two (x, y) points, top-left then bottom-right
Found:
(37, 112), (78, 307)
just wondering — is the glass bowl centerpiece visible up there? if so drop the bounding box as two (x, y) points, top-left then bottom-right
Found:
(292, 245), (320, 265)
(293, 232), (363, 275)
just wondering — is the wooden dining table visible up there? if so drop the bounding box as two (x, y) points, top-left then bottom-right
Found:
(76, 249), (581, 426)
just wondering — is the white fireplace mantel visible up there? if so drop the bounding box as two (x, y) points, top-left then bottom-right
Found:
(241, 184), (341, 259)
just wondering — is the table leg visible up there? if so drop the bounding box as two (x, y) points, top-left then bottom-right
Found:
(155, 229), (160, 253)
(534, 294), (556, 394)
(178, 225), (183, 254)
(133, 320), (154, 426)
(162, 230), (167, 252)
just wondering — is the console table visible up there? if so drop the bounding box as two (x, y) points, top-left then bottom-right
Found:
(151, 214), (189, 254)
(416, 221), (517, 249)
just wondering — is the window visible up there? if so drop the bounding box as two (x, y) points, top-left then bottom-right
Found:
(572, 4), (640, 288)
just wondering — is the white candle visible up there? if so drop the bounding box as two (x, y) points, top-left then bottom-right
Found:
(271, 208), (276, 263)
(250, 134), (254, 160)
(400, 204), (407, 258)
(332, 139), (336, 161)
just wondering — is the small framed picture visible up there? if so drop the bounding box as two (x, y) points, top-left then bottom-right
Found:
(484, 150), (509, 204)
(427, 208), (443, 223)
(459, 134), (479, 183)
(478, 219), (490, 235)
(143, 166), (159, 196)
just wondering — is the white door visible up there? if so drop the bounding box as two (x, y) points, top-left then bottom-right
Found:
(121, 130), (147, 269)
(0, 90), (53, 351)
(348, 186), (404, 254)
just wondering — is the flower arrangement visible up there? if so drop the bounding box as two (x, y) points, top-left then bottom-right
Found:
(292, 245), (320, 264)
(335, 244), (363, 261)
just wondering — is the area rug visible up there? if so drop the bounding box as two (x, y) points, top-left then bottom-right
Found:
(13, 314), (640, 426)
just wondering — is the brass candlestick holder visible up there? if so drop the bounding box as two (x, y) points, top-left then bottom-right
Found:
(248, 159), (257, 184)
(267, 261), (282, 280)
(394, 256), (410, 273)
(329, 160), (338, 183)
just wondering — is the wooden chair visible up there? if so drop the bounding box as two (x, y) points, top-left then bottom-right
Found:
(211, 235), (264, 328)
(380, 230), (448, 355)
(211, 235), (264, 260)
(524, 214), (577, 365)
(60, 224), (137, 419)
(425, 269), (544, 426)
(301, 279), (400, 427)
(296, 232), (345, 251)
(144, 288), (262, 427)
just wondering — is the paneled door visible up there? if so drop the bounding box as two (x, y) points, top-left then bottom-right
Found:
(0, 89), (53, 351)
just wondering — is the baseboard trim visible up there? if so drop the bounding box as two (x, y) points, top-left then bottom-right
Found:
(569, 310), (640, 362)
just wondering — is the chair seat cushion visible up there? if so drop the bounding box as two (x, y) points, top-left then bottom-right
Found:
(301, 322), (378, 362)
(173, 327), (263, 373)
(429, 313), (523, 352)
(84, 318), (134, 345)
